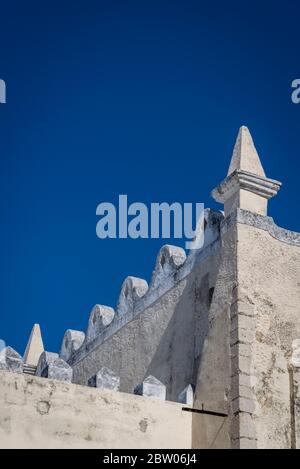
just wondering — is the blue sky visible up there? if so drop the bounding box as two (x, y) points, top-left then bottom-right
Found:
(0, 0), (299, 355)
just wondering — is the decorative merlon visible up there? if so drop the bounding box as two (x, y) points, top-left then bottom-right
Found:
(291, 339), (300, 368)
(36, 351), (73, 382)
(86, 305), (115, 342)
(134, 375), (166, 401)
(212, 126), (282, 216)
(59, 329), (85, 362)
(23, 324), (44, 367)
(116, 276), (148, 318)
(178, 384), (194, 406)
(0, 346), (23, 374)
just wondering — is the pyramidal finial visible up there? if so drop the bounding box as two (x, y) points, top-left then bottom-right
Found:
(227, 126), (266, 177)
(23, 324), (44, 366)
(211, 126), (282, 216)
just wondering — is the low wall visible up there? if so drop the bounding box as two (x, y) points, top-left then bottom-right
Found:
(0, 371), (194, 449)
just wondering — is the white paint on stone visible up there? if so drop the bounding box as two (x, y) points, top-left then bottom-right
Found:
(23, 324), (44, 367)
(36, 351), (73, 382)
(135, 375), (166, 401)
(0, 347), (23, 373)
(150, 244), (186, 291)
(178, 384), (194, 406)
(59, 329), (85, 362)
(86, 305), (115, 343)
(88, 366), (120, 391)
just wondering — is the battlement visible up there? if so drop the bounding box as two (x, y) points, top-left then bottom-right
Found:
(62, 208), (223, 368)
(2, 126), (300, 449)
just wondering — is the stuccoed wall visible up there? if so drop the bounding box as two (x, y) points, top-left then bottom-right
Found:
(0, 370), (195, 449)
(234, 211), (300, 448)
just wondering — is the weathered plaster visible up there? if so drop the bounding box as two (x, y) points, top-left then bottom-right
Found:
(234, 221), (300, 448)
(0, 371), (194, 449)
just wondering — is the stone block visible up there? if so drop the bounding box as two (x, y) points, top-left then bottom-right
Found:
(239, 373), (252, 387)
(150, 245), (186, 291)
(239, 412), (256, 439)
(231, 378), (253, 401)
(116, 276), (148, 317)
(231, 372), (252, 399)
(23, 324), (44, 367)
(134, 375), (166, 401)
(231, 438), (240, 449)
(232, 396), (255, 414)
(231, 437), (257, 449)
(230, 328), (239, 346)
(0, 346), (23, 373)
(231, 412), (252, 439)
(231, 285), (249, 304)
(88, 366), (120, 391)
(59, 329), (85, 362)
(231, 354), (252, 375)
(86, 305), (115, 342)
(36, 351), (73, 382)
(291, 339), (300, 367)
(36, 351), (58, 376)
(178, 384), (194, 406)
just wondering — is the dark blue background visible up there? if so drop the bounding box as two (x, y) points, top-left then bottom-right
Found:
(0, 0), (299, 354)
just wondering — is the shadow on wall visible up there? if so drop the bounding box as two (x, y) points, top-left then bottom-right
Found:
(191, 413), (228, 449)
(143, 270), (213, 402)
